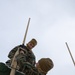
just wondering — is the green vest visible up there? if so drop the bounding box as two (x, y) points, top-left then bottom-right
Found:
(0, 62), (24, 75)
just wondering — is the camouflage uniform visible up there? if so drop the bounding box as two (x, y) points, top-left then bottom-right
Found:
(6, 44), (36, 71)
(20, 58), (54, 75)
(21, 62), (44, 75)
(0, 62), (43, 75)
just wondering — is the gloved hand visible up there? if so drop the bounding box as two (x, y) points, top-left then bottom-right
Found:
(15, 53), (27, 64)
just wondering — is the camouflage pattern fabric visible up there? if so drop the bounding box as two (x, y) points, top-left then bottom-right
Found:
(0, 62), (44, 75)
(6, 45), (36, 71)
(21, 62), (44, 75)
(8, 45), (35, 65)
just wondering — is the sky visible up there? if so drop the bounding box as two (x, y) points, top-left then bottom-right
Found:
(0, 0), (75, 75)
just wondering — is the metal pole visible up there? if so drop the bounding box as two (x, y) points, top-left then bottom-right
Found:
(65, 42), (75, 66)
(22, 18), (31, 45)
(10, 48), (20, 75)
(10, 18), (31, 75)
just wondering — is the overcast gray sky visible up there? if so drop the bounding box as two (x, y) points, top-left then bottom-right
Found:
(0, 0), (75, 75)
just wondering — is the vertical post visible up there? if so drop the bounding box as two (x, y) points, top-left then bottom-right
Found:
(65, 42), (75, 66)
(10, 18), (31, 75)
(10, 48), (20, 75)
(22, 18), (31, 45)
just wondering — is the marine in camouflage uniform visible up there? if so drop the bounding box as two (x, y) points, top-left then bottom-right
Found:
(22, 58), (54, 75)
(6, 38), (37, 72)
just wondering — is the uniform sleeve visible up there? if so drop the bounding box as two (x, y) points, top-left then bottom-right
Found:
(8, 45), (19, 59)
(15, 53), (27, 65)
(22, 62), (40, 75)
(27, 51), (36, 66)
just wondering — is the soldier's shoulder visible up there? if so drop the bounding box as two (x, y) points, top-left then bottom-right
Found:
(0, 62), (24, 75)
